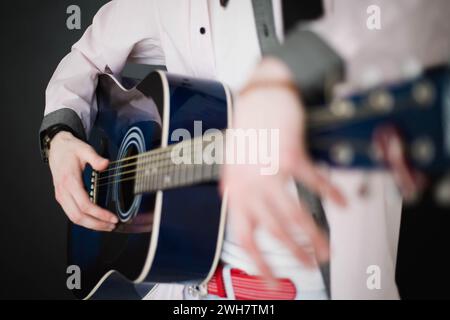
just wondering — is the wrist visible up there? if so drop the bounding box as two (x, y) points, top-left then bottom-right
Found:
(50, 130), (73, 146)
(240, 58), (299, 98)
(252, 57), (296, 82)
(44, 129), (73, 162)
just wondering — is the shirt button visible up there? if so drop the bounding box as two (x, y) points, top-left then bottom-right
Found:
(200, 27), (206, 35)
(263, 24), (269, 37)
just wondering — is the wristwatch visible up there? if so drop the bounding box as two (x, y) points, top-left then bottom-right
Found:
(41, 125), (72, 163)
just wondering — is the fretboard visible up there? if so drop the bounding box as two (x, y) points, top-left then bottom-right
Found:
(133, 135), (223, 194)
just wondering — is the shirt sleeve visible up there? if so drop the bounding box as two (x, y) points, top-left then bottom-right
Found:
(267, 28), (345, 104)
(40, 0), (164, 155)
(268, 0), (450, 101)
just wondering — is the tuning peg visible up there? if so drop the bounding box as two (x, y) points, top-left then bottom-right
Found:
(330, 142), (354, 166)
(410, 136), (435, 166)
(412, 80), (435, 107)
(368, 89), (394, 112)
(434, 174), (450, 207)
(329, 100), (355, 118)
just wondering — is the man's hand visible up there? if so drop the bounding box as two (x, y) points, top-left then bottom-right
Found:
(49, 131), (118, 231)
(222, 58), (346, 281)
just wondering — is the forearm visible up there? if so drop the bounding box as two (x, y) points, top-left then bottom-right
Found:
(40, 0), (162, 161)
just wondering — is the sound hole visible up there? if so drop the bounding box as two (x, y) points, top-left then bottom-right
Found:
(118, 144), (138, 214)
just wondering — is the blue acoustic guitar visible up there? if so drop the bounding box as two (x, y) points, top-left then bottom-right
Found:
(70, 65), (449, 299)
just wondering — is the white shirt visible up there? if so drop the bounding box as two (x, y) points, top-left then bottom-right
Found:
(44, 0), (450, 299)
(45, 0), (326, 299)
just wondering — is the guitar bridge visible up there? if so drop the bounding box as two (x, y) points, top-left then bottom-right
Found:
(89, 171), (98, 203)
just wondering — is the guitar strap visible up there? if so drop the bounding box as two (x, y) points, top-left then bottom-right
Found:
(251, 0), (331, 298)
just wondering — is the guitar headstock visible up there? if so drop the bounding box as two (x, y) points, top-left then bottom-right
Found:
(308, 65), (450, 174)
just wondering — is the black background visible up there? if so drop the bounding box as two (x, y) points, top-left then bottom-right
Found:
(0, 0), (108, 299)
(0, 1), (448, 299)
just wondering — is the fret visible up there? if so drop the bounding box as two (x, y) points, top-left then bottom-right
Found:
(180, 162), (187, 186)
(148, 166), (152, 191)
(194, 142), (205, 182)
(186, 162), (194, 185)
(135, 156), (143, 194)
(174, 161), (180, 186)
(147, 167), (151, 191)
(162, 156), (172, 188)
(214, 164), (220, 179)
(162, 154), (169, 187)
(205, 162), (213, 181)
(158, 154), (164, 188)
(193, 163), (202, 183)
(156, 164), (162, 192)
(150, 165), (157, 192)
(138, 158), (143, 193)
(133, 163), (139, 194)
(133, 160), (138, 194)
(163, 172), (171, 188)
(143, 156), (149, 193)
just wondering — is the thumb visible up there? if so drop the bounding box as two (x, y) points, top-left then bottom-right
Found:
(79, 144), (109, 171)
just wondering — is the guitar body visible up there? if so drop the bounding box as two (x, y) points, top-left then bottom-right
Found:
(69, 71), (231, 299)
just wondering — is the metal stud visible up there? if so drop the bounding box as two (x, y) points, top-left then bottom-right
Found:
(330, 142), (355, 166)
(411, 136), (435, 165)
(412, 80), (435, 107)
(330, 100), (355, 118)
(434, 175), (450, 206)
(368, 89), (394, 112)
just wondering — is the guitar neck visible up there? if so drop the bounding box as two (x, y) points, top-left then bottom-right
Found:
(132, 65), (449, 194)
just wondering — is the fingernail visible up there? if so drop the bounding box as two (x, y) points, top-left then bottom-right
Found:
(110, 216), (119, 223)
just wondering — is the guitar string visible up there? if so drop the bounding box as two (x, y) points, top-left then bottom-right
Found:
(105, 133), (220, 167)
(96, 161), (220, 187)
(95, 163), (220, 189)
(96, 143), (220, 182)
(96, 141), (220, 185)
(97, 139), (213, 180)
(97, 151), (214, 182)
(100, 136), (211, 174)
